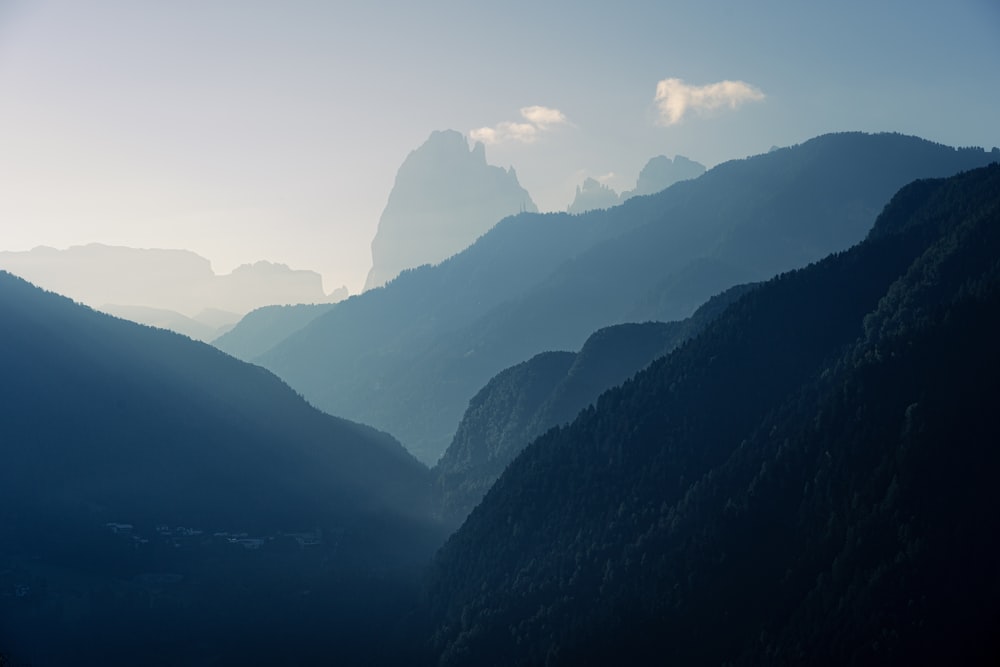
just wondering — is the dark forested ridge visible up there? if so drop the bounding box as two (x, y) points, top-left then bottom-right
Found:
(249, 133), (998, 464)
(433, 284), (754, 526)
(0, 273), (444, 666)
(426, 164), (1000, 665)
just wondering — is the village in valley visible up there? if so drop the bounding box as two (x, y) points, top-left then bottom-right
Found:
(104, 522), (325, 552)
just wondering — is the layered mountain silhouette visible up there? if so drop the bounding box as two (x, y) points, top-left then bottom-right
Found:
(0, 272), (441, 665)
(0, 244), (346, 339)
(232, 133), (996, 464)
(433, 284), (753, 526)
(363, 130), (538, 291)
(566, 177), (620, 214)
(623, 154), (706, 198)
(99, 303), (242, 341)
(425, 164), (1000, 665)
(567, 155), (706, 214)
(213, 302), (338, 360)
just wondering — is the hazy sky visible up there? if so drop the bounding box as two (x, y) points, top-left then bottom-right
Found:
(1, 1), (998, 294)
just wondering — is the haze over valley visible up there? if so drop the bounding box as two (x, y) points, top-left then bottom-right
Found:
(2, 1), (999, 665)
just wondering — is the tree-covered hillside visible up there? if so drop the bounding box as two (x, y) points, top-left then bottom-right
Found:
(433, 284), (753, 526)
(426, 164), (1000, 665)
(0, 274), (444, 666)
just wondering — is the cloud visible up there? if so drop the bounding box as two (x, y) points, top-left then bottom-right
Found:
(470, 122), (537, 145)
(520, 105), (568, 128)
(654, 78), (765, 125)
(470, 105), (569, 145)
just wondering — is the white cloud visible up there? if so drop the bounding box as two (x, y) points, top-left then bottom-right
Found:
(467, 127), (498, 144)
(654, 78), (765, 125)
(470, 105), (569, 145)
(520, 105), (568, 128)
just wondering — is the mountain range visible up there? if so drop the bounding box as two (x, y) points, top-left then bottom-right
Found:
(223, 132), (998, 464)
(425, 162), (1000, 666)
(567, 154), (706, 214)
(3, 132), (998, 665)
(0, 244), (347, 340)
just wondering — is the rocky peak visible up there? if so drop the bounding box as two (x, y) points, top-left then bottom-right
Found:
(364, 130), (537, 291)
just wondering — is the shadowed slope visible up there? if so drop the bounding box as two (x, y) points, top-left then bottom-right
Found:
(0, 272), (442, 666)
(427, 164), (1000, 665)
(433, 284), (754, 526)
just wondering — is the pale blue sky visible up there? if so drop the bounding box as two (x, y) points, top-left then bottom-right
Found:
(1, 0), (997, 293)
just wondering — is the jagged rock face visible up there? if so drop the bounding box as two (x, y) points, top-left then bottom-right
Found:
(623, 154), (705, 199)
(215, 260), (330, 314)
(567, 177), (620, 214)
(364, 130), (537, 291)
(566, 155), (706, 215)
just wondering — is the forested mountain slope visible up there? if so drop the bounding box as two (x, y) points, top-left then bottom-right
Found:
(426, 164), (1000, 665)
(433, 284), (753, 526)
(0, 273), (442, 666)
(258, 133), (997, 464)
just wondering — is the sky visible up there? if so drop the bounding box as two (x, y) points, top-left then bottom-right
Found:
(1, 1), (998, 294)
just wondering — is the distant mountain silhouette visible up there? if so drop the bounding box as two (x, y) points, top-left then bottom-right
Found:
(433, 284), (753, 526)
(363, 130), (538, 291)
(194, 306), (247, 331)
(567, 155), (706, 214)
(426, 163), (1000, 665)
(0, 272), (441, 665)
(213, 302), (338, 359)
(621, 154), (705, 199)
(99, 303), (241, 341)
(567, 177), (620, 214)
(245, 133), (996, 464)
(0, 244), (346, 336)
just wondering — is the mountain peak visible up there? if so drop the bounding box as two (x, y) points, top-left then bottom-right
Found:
(364, 129), (538, 291)
(567, 155), (707, 214)
(567, 177), (619, 214)
(623, 154), (706, 199)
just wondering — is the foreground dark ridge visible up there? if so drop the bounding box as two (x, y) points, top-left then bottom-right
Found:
(0, 273), (445, 665)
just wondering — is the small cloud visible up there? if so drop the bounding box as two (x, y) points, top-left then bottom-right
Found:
(470, 121), (537, 145)
(520, 105), (568, 128)
(468, 127), (498, 144)
(654, 78), (765, 125)
(471, 105), (570, 145)
(595, 172), (616, 184)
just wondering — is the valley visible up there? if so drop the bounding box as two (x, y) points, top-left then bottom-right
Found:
(2, 9), (998, 660)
